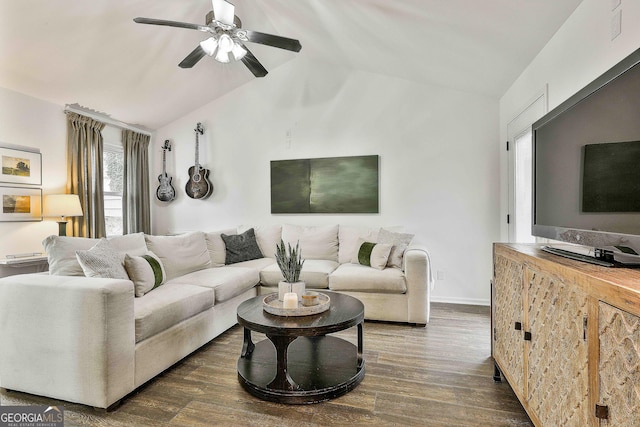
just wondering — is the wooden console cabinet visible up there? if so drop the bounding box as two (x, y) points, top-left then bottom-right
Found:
(492, 243), (640, 427)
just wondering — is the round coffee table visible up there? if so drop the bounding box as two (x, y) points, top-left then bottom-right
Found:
(236, 291), (365, 404)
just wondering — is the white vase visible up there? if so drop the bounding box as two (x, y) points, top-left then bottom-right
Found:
(279, 281), (305, 301)
(278, 281), (292, 301)
(290, 281), (305, 300)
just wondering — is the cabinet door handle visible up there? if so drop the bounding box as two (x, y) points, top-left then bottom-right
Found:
(524, 331), (532, 341)
(514, 322), (522, 330)
(595, 404), (609, 420)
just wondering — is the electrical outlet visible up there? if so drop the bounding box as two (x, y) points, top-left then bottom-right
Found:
(436, 271), (445, 280)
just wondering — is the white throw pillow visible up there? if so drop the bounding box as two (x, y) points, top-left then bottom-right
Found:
(351, 239), (393, 270)
(281, 224), (339, 261)
(377, 229), (414, 269)
(145, 231), (211, 280)
(124, 252), (166, 297)
(75, 238), (129, 279)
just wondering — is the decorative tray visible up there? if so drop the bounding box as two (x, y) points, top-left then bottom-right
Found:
(263, 293), (330, 317)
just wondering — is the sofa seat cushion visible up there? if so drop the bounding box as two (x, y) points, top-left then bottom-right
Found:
(229, 257), (276, 271)
(166, 267), (259, 303)
(329, 263), (407, 294)
(134, 284), (214, 343)
(259, 259), (339, 289)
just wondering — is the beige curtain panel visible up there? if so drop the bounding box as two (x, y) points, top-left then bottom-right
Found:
(66, 112), (106, 238)
(122, 129), (151, 234)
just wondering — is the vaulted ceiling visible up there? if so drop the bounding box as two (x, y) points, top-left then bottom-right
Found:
(0, 0), (583, 130)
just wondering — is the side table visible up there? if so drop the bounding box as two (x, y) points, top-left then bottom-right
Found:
(0, 255), (48, 278)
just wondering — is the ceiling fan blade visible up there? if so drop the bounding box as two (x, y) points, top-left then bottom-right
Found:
(212, 0), (235, 26)
(240, 46), (268, 77)
(179, 46), (207, 68)
(242, 30), (302, 52)
(134, 17), (209, 32)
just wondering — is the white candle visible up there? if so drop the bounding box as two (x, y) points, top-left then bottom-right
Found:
(283, 292), (298, 309)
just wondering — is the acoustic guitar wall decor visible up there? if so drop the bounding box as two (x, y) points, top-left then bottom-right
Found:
(185, 122), (213, 199)
(156, 140), (176, 202)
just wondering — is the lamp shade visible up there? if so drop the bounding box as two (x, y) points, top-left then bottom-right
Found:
(43, 194), (83, 218)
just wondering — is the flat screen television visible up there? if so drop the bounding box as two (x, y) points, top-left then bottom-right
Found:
(532, 47), (640, 267)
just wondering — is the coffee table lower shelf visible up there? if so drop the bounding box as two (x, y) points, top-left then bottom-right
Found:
(237, 335), (365, 404)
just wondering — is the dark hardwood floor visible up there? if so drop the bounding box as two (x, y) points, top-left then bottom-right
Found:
(1, 303), (532, 426)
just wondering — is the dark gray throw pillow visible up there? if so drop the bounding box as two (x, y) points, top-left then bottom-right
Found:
(221, 228), (264, 264)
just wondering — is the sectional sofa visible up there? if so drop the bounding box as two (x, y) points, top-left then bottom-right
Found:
(0, 224), (432, 409)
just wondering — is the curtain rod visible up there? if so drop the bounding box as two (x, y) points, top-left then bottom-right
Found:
(63, 104), (153, 137)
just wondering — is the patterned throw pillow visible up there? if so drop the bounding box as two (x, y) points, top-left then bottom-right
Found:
(351, 239), (393, 270)
(221, 228), (264, 265)
(75, 238), (129, 279)
(377, 229), (414, 269)
(124, 252), (166, 297)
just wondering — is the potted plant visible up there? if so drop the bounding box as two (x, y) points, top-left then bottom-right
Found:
(275, 239), (305, 301)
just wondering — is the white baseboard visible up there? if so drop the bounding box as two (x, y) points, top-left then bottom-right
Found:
(431, 296), (490, 306)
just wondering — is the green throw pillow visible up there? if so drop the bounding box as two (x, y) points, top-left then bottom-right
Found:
(351, 239), (392, 270)
(124, 252), (167, 297)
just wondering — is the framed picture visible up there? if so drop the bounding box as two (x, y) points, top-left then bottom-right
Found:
(0, 146), (42, 185)
(0, 186), (42, 222)
(271, 155), (379, 214)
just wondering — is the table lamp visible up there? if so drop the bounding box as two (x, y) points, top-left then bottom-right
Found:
(44, 194), (83, 236)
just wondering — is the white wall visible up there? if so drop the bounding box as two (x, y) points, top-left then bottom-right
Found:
(499, 0), (640, 240)
(152, 58), (500, 305)
(0, 87), (67, 263)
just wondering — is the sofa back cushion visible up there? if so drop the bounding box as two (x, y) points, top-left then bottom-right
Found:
(338, 226), (380, 264)
(238, 225), (282, 258)
(107, 232), (148, 257)
(43, 232), (147, 276)
(204, 228), (237, 267)
(144, 232), (211, 280)
(281, 224), (339, 262)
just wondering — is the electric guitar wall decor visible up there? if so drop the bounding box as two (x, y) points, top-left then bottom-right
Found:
(156, 140), (176, 202)
(185, 123), (213, 199)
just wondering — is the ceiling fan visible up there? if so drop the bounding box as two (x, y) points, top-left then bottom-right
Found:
(134, 0), (302, 78)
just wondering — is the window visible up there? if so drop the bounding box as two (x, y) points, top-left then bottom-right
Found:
(506, 87), (547, 242)
(103, 126), (123, 236)
(514, 129), (535, 243)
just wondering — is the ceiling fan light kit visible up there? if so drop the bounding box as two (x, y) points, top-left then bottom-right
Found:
(134, 0), (301, 77)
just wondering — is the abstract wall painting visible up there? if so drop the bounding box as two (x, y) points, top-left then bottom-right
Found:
(271, 155), (379, 214)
